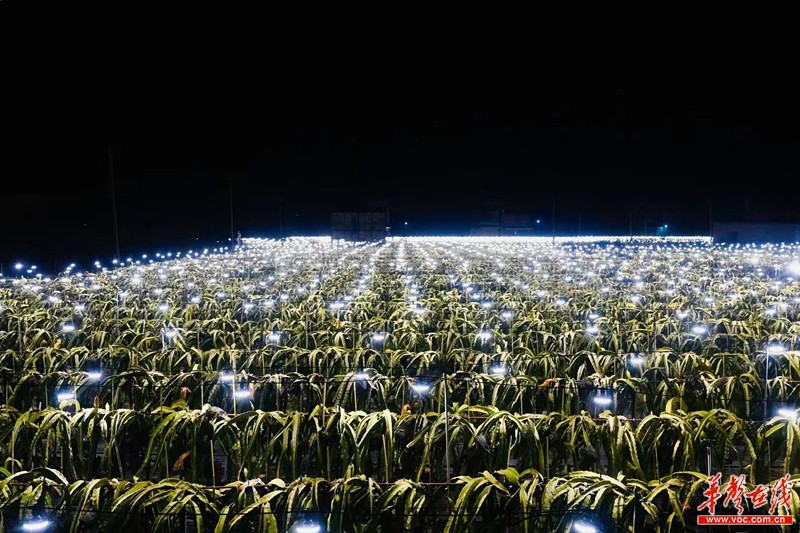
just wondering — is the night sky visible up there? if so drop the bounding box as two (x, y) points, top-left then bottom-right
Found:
(3, 71), (799, 275)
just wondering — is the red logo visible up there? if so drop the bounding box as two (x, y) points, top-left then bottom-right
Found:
(697, 474), (793, 526)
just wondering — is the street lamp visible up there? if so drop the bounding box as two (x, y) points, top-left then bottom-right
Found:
(627, 353), (645, 383)
(593, 396), (613, 408)
(765, 343), (787, 420)
(477, 328), (493, 351)
(293, 519), (322, 533)
(490, 364), (506, 376)
(767, 343), (787, 356)
(572, 521), (599, 533)
(412, 377), (451, 503)
(57, 391), (76, 402)
(371, 332), (386, 350)
(267, 329), (283, 345)
(411, 383), (430, 394)
(21, 518), (52, 532)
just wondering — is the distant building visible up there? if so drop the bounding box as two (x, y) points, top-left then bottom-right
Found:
(470, 210), (534, 236)
(713, 222), (800, 243)
(331, 212), (387, 241)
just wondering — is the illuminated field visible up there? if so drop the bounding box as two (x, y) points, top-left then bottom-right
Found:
(1, 237), (799, 531)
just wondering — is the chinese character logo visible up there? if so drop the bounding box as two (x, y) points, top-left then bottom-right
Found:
(698, 473), (793, 516)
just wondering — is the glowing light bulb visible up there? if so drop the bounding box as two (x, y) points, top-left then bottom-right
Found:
(57, 392), (75, 402)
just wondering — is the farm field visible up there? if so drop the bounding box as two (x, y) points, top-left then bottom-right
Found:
(1, 236), (800, 532)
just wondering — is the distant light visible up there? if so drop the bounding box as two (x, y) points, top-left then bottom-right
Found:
(536, 219), (541, 224)
(478, 329), (493, 342)
(628, 354), (645, 366)
(234, 389), (251, 399)
(295, 523), (322, 533)
(86, 371), (103, 381)
(14, 263), (23, 270)
(158, 303), (169, 312)
(62, 323), (76, 333)
(165, 328), (177, 339)
(588, 312), (600, 320)
(490, 365), (506, 375)
(219, 373), (235, 383)
(267, 331), (282, 344)
(767, 343), (786, 356)
(404, 221), (408, 226)
(556, 298), (567, 306)
(57, 392), (75, 402)
(593, 396), (613, 407)
(355, 372), (370, 380)
(74, 304), (85, 312)
(778, 408), (797, 419)
(788, 261), (800, 276)
(21, 519), (51, 532)
(691, 325), (708, 335)
(411, 383), (430, 394)
(372, 332), (385, 343)
(572, 522), (598, 533)
(501, 310), (513, 320)
(190, 296), (201, 304)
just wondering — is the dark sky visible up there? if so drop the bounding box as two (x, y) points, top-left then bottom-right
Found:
(2, 63), (799, 274)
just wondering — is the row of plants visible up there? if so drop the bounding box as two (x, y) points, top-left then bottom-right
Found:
(2, 289), (798, 355)
(2, 365), (800, 420)
(1, 465), (797, 532)
(1, 403), (796, 487)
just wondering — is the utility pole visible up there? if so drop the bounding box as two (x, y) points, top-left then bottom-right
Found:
(629, 209), (633, 239)
(108, 143), (121, 260)
(228, 178), (235, 251)
(279, 202), (284, 239)
(708, 202), (713, 238)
